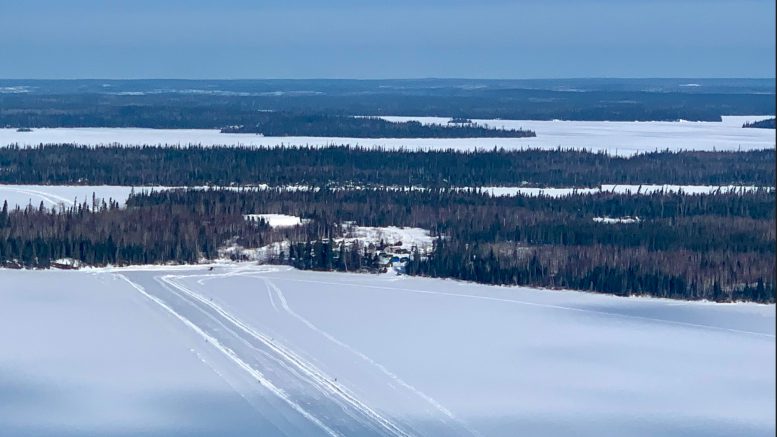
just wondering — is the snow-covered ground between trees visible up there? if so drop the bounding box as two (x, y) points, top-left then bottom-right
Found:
(340, 225), (435, 252)
(1, 265), (774, 436)
(1, 116), (773, 155)
(244, 214), (310, 228)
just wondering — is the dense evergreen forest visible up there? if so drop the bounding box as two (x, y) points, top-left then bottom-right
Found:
(1, 188), (773, 302)
(1, 146), (772, 187)
(743, 118), (776, 129)
(219, 113), (535, 138)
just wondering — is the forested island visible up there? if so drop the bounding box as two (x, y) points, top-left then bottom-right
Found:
(743, 118), (776, 129)
(1, 188), (773, 302)
(219, 113), (535, 138)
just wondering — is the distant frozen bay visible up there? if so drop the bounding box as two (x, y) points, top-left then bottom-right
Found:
(1, 115), (773, 156)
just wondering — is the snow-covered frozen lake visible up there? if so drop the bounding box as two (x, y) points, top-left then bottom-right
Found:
(1, 265), (774, 436)
(0, 185), (174, 210)
(1, 115), (773, 155)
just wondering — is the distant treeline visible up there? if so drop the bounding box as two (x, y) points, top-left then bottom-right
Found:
(1, 84), (774, 125)
(2, 188), (773, 302)
(220, 113), (535, 138)
(743, 118), (776, 129)
(0, 145), (773, 187)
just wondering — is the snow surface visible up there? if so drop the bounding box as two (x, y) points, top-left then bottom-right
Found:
(477, 184), (771, 197)
(601, 184), (772, 195)
(218, 240), (293, 264)
(0, 185), (174, 210)
(244, 214), (309, 228)
(0, 185), (306, 211)
(1, 115), (773, 156)
(221, 225), (433, 263)
(341, 225), (434, 252)
(593, 216), (641, 224)
(1, 184), (769, 212)
(51, 257), (84, 268)
(0, 269), (316, 436)
(2, 265), (774, 436)
(378, 115), (776, 154)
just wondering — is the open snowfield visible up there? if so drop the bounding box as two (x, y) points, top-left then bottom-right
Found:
(1, 115), (773, 155)
(1, 265), (774, 436)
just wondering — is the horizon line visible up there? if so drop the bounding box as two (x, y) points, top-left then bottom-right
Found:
(2, 77), (775, 81)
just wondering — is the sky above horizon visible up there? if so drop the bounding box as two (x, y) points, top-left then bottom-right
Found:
(0, 0), (774, 79)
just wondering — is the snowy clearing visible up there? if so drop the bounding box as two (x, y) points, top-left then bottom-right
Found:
(341, 225), (434, 252)
(1, 265), (774, 436)
(244, 214), (309, 228)
(593, 216), (641, 224)
(1, 115), (773, 155)
(219, 225), (433, 264)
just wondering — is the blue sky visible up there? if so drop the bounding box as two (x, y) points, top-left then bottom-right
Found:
(0, 0), (774, 78)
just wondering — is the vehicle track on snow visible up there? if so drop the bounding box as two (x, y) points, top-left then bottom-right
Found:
(119, 270), (413, 437)
(169, 266), (478, 435)
(0, 186), (74, 208)
(160, 274), (412, 437)
(262, 277), (480, 436)
(116, 273), (341, 437)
